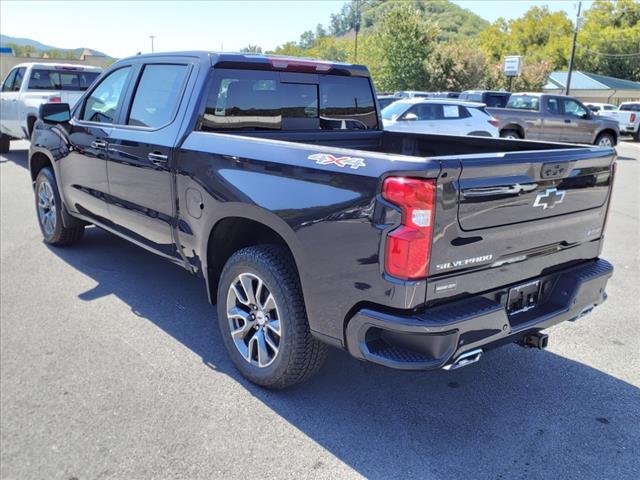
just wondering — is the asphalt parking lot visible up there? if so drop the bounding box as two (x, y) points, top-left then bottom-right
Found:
(1, 139), (639, 480)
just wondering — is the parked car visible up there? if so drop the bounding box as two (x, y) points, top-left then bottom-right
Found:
(0, 63), (101, 151)
(594, 102), (640, 141)
(377, 95), (397, 110)
(382, 98), (499, 137)
(393, 90), (432, 98)
(585, 102), (618, 113)
(29, 52), (614, 388)
(488, 93), (619, 146)
(429, 92), (460, 98)
(459, 90), (511, 108)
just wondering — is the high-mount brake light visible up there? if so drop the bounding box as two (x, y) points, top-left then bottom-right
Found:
(49, 96), (61, 103)
(266, 56), (333, 73)
(382, 177), (436, 280)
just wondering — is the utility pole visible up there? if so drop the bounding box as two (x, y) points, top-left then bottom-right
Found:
(149, 35), (156, 53)
(354, 0), (360, 62)
(566, 1), (582, 96)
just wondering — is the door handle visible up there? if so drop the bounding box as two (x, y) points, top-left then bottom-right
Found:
(462, 183), (538, 198)
(91, 140), (107, 149)
(564, 119), (571, 123)
(148, 152), (168, 165)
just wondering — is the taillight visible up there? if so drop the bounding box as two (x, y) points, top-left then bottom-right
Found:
(630, 113), (636, 122)
(488, 118), (500, 127)
(49, 96), (61, 103)
(382, 177), (436, 280)
(603, 162), (616, 235)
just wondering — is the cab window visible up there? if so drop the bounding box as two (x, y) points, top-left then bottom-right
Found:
(127, 64), (188, 128)
(82, 67), (131, 124)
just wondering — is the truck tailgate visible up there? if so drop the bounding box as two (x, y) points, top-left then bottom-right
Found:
(427, 146), (615, 302)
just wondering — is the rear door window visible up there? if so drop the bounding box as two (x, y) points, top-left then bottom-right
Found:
(127, 64), (189, 128)
(199, 69), (378, 131)
(28, 69), (100, 91)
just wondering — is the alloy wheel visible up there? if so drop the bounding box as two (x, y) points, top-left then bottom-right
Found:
(37, 179), (57, 236)
(226, 273), (282, 367)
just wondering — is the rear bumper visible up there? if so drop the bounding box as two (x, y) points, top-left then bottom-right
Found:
(345, 258), (613, 370)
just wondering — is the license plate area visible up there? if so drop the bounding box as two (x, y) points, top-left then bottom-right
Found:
(506, 280), (541, 315)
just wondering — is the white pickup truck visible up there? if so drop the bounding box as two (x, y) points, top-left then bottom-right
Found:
(593, 102), (640, 141)
(0, 63), (102, 152)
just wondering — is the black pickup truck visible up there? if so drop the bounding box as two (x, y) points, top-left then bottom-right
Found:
(29, 52), (615, 388)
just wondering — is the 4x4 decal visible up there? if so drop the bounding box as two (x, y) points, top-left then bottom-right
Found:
(308, 153), (367, 170)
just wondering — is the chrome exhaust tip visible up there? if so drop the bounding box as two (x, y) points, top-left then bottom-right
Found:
(442, 348), (483, 370)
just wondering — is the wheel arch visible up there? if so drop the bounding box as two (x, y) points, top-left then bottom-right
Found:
(203, 214), (306, 306)
(595, 128), (618, 146)
(500, 124), (525, 138)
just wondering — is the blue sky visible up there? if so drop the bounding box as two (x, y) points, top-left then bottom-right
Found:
(0, 1), (590, 58)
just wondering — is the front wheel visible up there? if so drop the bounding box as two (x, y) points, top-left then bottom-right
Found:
(500, 129), (522, 139)
(217, 245), (327, 389)
(595, 132), (615, 147)
(34, 168), (84, 245)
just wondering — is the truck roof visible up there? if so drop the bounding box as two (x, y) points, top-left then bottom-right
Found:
(114, 51), (371, 77)
(393, 97), (487, 108)
(12, 62), (102, 71)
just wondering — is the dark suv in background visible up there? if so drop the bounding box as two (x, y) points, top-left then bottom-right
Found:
(459, 90), (512, 108)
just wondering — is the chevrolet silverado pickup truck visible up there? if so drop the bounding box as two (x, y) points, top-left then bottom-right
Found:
(0, 63), (101, 152)
(488, 93), (619, 146)
(594, 102), (640, 141)
(29, 52), (615, 388)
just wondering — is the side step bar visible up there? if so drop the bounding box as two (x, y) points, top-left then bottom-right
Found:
(442, 349), (483, 370)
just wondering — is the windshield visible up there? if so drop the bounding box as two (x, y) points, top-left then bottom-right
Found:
(506, 95), (540, 111)
(381, 101), (409, 120)
(28, 69), (100, 91)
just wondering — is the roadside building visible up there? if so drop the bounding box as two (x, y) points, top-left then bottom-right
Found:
(0, 47), (112, 80)
(544, 71), (640, 105)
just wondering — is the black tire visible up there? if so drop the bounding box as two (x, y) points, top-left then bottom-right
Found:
(500, 129), (522, 139)
(595, 132), (615, 147)
(0, 134), (9, 154)
(34, 167), (84, 246)
(217, 245), (327, 389)
(633, 129), (640, 142)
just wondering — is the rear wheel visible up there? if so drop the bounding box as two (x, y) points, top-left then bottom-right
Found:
(217, 245), (327, 388)
(500, 129), (521, 139)
(34, 167), (84, 245)
(595, 132), (615, 147)
(0, 134), (10, 154)
(633, 129), (639, 142)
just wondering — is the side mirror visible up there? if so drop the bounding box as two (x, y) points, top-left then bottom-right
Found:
(39, 103), (71, 124)
(403, 113), (418, 121)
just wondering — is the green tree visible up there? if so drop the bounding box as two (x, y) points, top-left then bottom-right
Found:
(363, 2), (436, 91)
(479, 7), (573, 70)
(423, 42), (487, 90)
(240, 44), (263, 53)
(576, 0), (640, 80)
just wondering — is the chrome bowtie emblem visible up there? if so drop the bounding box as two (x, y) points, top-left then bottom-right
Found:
(533, 187), (566, 210)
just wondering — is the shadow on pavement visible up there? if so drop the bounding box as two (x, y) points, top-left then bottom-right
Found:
(47, 226), (639, 479)
(0, 144), (29, 170)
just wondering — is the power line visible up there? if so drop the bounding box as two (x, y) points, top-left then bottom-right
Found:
(576, 44), (640, 58)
